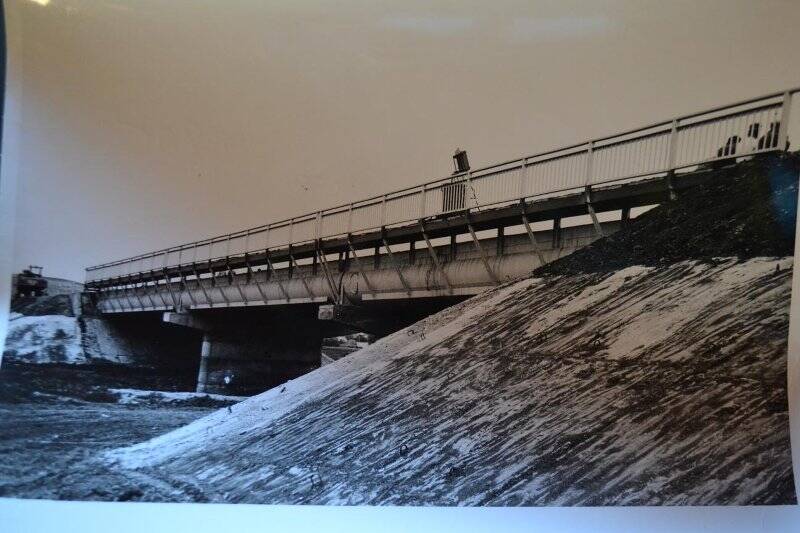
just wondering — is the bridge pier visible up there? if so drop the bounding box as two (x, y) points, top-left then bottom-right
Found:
(197, 332), (212, 393)
(621, 207), (631, 229)
(553, 217), (562, 249)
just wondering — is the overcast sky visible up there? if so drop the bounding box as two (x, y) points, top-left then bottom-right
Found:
(8, 0), (800, 280)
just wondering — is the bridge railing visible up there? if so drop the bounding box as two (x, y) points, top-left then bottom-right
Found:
(85, 88), (797, 284)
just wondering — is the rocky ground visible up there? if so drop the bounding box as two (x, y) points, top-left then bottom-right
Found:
(0, 401), (212, 501)
(0, 361), (242, 501)
(0, 313), (240, 501)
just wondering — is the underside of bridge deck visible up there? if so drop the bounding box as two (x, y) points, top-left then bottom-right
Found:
(156, 297), (465, 395)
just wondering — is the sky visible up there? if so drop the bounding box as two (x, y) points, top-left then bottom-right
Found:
(7, 0), (800, 281)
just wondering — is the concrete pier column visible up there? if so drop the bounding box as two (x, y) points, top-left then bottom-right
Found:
(553, 217), (562, 249)
(196, 332), (212, 393)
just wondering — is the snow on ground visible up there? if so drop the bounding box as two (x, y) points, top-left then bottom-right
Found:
(2, 315), (83, 364)
(105, 257), (795, 505)
(111, 279), (527, 469)
(2, 313), (140, 365)
(109, 389), (246, 405)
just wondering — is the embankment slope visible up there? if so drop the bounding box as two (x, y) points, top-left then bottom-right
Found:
(103, 155), (798, 505)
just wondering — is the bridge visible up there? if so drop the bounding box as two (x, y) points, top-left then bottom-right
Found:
(83, 88), (796, 394)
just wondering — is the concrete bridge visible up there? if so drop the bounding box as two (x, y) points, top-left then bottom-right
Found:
(82, 88), (796, 394)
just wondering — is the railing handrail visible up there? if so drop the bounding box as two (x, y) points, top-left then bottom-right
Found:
(85, 86), (799, 273)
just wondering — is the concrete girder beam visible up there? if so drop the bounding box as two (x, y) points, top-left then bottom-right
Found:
(163, 311), (213, 332)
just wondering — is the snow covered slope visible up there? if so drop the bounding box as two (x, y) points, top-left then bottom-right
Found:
(98, 155), (798, 505)
(2, 314), (140, 365)
(2, 315), (83, 364)
(107, 257), (795, 505)
(4, 291), (86, 364)
(4, 289), (142, 365)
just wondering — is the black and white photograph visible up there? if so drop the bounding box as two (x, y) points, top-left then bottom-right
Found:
(1, 1), (799, 529)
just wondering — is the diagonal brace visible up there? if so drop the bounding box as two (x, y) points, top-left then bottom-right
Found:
(465, 217), (499, 284)
(419, 222), (453, 293)
(381, 231), (412, 295)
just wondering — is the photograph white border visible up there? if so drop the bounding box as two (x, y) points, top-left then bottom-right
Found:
(0, 1), (798, 530)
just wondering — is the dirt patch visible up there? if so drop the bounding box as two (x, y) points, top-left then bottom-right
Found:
(0, 361), (199, 404)
(537, 153), (799, 276)
(0, 362), (229, 501)
(11, 294), (75, 317)
(0, 402), (213, 501)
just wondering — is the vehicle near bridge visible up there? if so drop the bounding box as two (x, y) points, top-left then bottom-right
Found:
(14, 265), (48, 298)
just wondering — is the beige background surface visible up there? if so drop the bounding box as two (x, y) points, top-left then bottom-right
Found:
(6, 0), (800, 281)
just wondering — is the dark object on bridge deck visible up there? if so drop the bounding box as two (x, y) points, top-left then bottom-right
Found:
(15, 265), (48, 298)
(452, 148), (470, 174)
(712, 121), (788, 169)
(717, 135), (742, 158)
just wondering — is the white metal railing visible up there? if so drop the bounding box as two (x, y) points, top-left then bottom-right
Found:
(86, 88), (797, 284)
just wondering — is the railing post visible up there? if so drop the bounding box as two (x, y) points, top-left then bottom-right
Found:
(518, 158), (527, 199)
(288, 218), (294, 245)
(778, 91), (792, 151)
(585, 141), (594, 186)
(315, 211), (322, 240)
(665, 119), (679, 201)
(347, 203), (353, 233)
(462, 171), (476, 211)
(419, 185), (427, 219)
(667, 119), (679, 171)
(381, 195), (387, 226)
